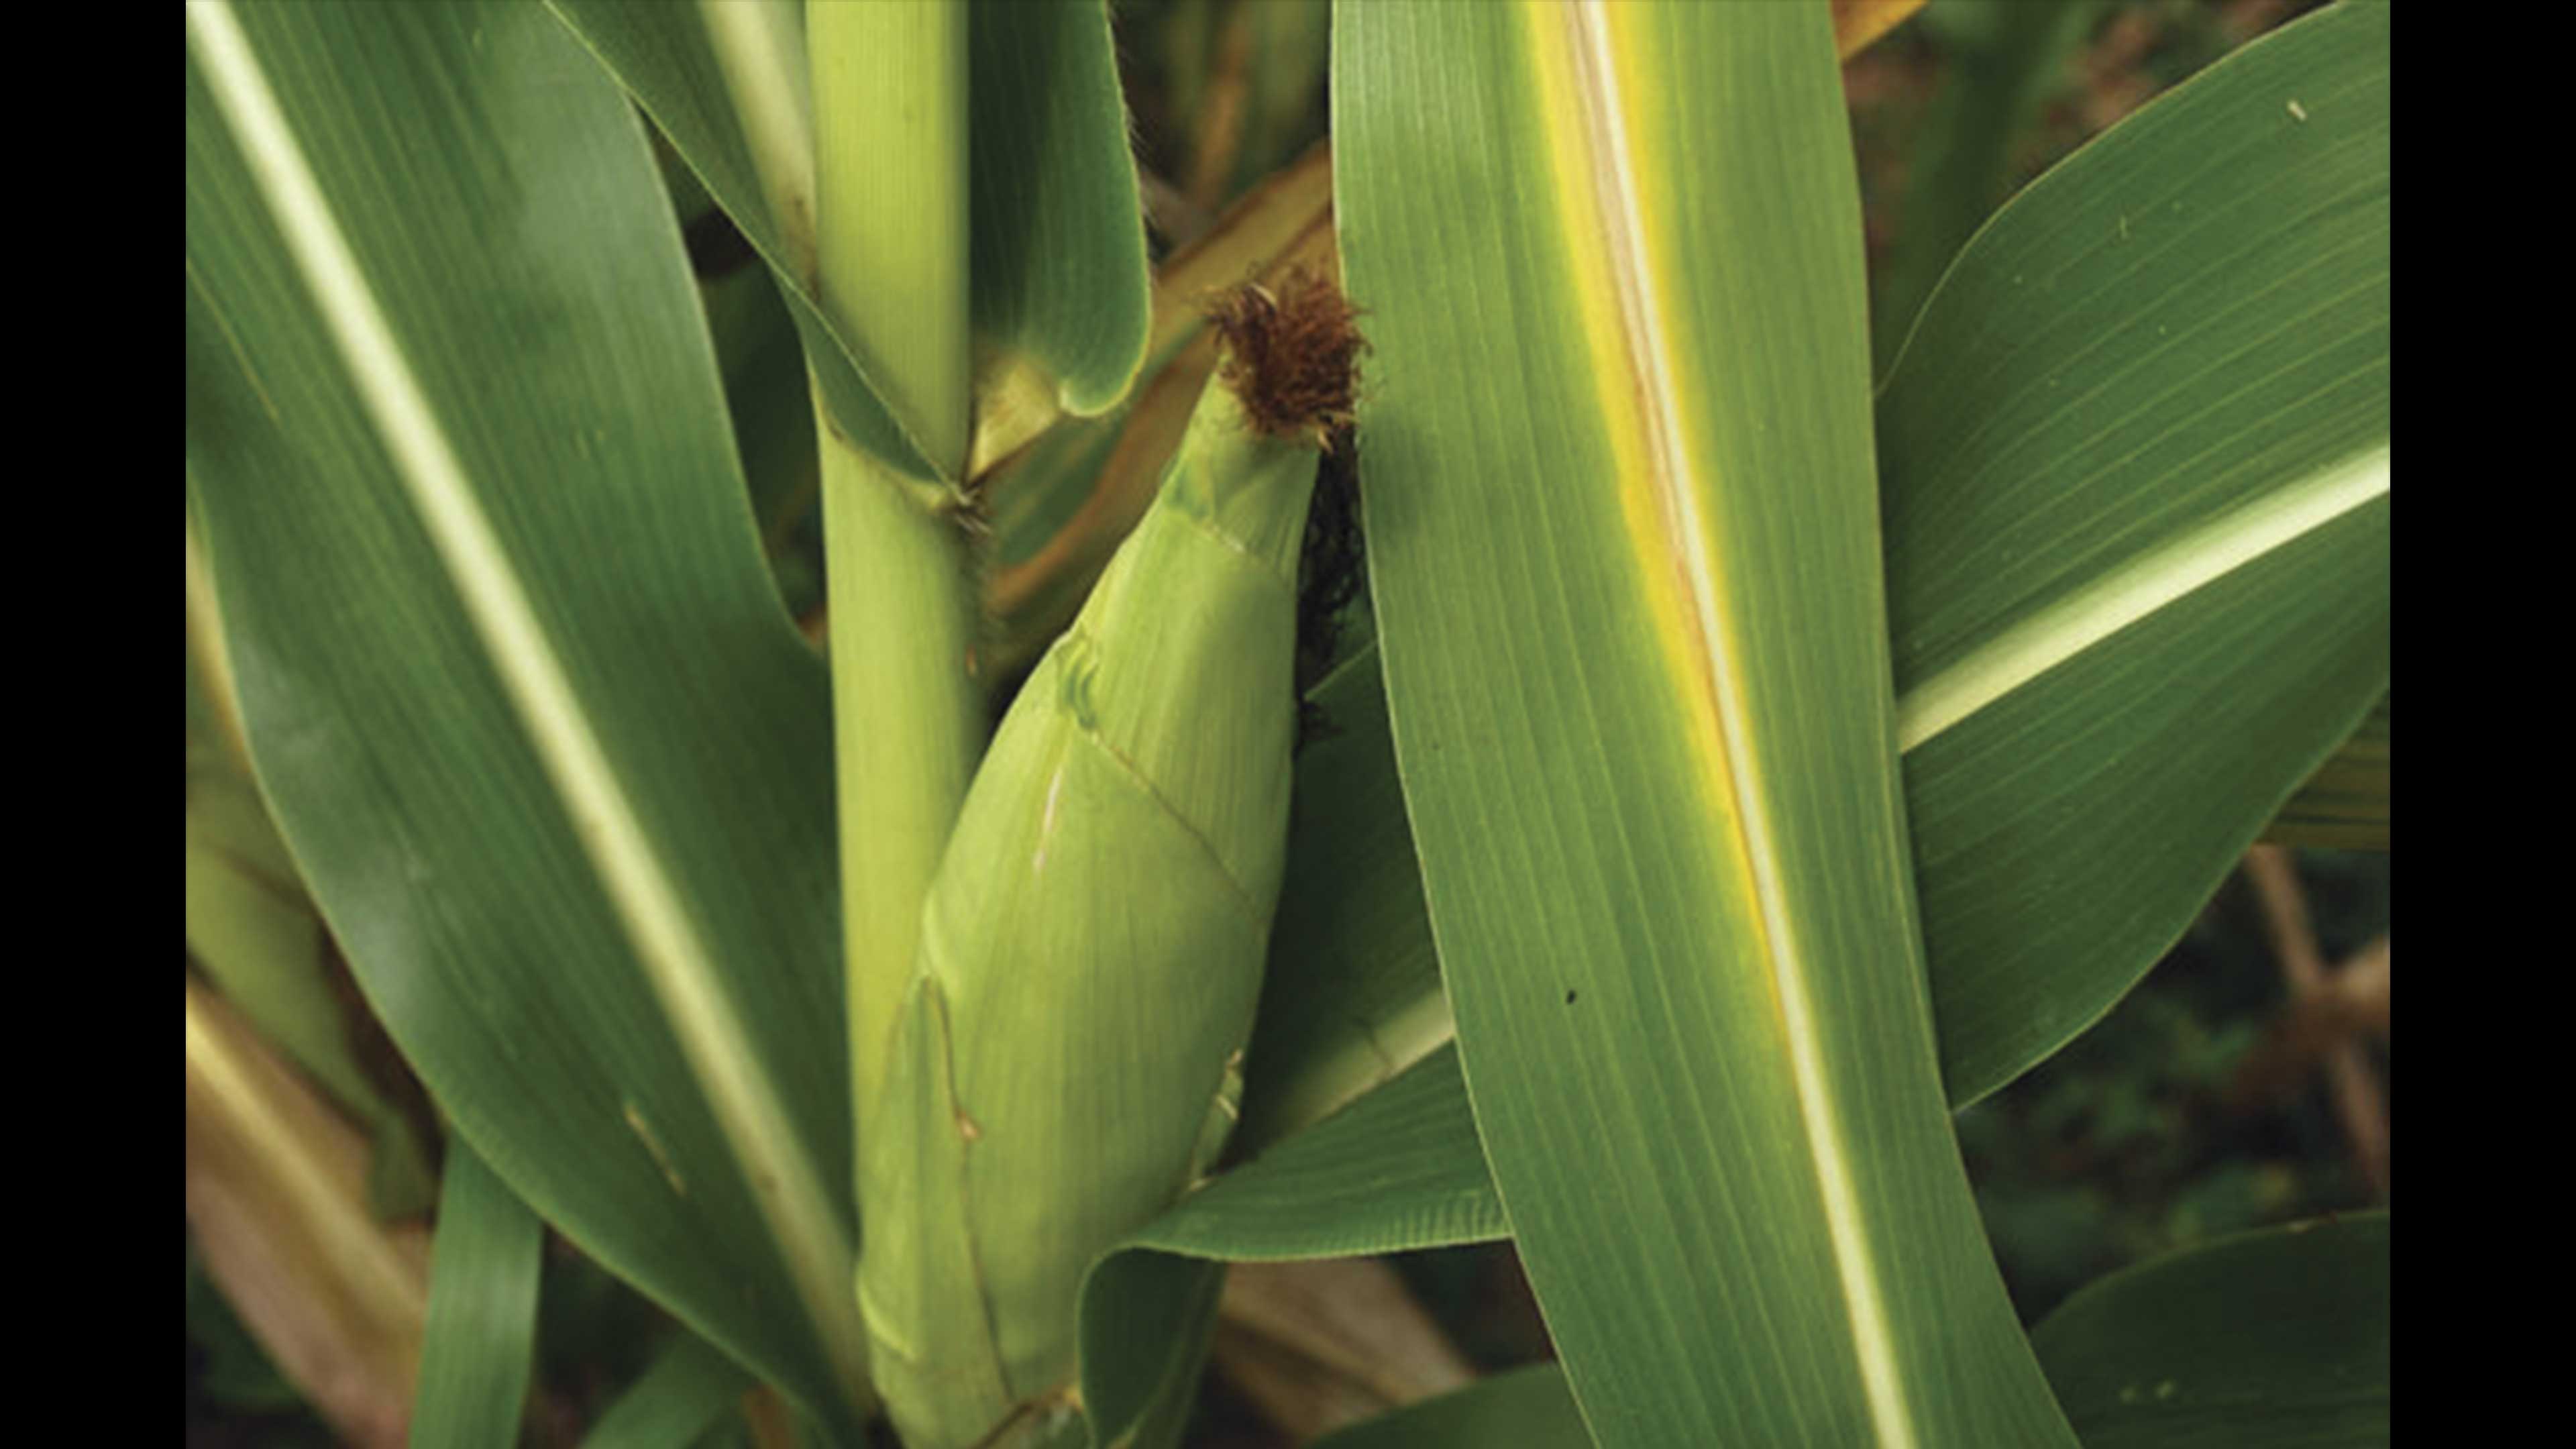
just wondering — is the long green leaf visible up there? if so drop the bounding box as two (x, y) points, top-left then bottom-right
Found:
(2031, 1214), (2390, 1448)
(1245, 0), (2391, 1150)
(186, 738), (402, 1151)
(1338, 3), (2072, 1444)
(965, 1), (1155, 417)
(2265, 693), (2387, 849)
(581, 1334), (755, 1449)
(413, 1140), (543, 1448)
(185, 0), (863, 1421)
(1239, 649), (1445, 1152)
(1309, 1213), (2390, 1449)
(1870, 0), (2105, 373)
(696, 260), (822, 566)
(1138, 1047), (1501, 1266)
(1073, 1047), (1503, 1448)
(1879, 0), (2390, 1104)
(1307, 1366), (1591, 1449)
(188, 629), (440, 1220)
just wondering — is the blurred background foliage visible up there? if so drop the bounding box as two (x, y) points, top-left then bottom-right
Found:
(187, 2), (2383, 1444)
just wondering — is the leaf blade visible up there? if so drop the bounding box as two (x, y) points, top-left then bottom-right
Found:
(1312, 1213), (2391, 1449)
(580, 1334), (757, 1449)
(1336, 3), (2072, 1443)
(2031, 1214), (2390, 1449)
(413, 1140), (544, 1448)
(185, 0), (863, 1418)
(1307, 1365), (1592, 1449)
(1879, 0), (2391, 1104)
(2265, 693), (2388, 849)
(967, 1), (1154, 418)
(1244, 0), (2392, 1150)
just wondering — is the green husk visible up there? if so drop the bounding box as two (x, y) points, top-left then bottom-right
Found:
(856, 362), (1320, 1449)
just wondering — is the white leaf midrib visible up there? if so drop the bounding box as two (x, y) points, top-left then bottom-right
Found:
(1897, 446), (2391, 752)
(187, 0), (867, 1401)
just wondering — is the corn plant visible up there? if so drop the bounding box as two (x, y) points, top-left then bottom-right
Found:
(185, 1), (2388, 1446)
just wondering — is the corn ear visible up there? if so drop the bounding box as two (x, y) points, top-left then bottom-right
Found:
(857, 308), (1336, 1448)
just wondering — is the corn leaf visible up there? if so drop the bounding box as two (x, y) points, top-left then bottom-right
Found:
(543, 0), (1149, 478)
(1144, 1047), (1500, 1265)
(2264, 692), (2387, 849)
(580, 1334), (756, 1449)
(1239, 650), (1444, 1152)
(1246, 0), (2390, 1151)
(696, 260), (822, 568)
(412, 1140), (543, 1448)
(1174, 0), (1332, 211)
(1071, 1046), (1498, 1448)
(1878, 0), (2389, 1104)
(186, 740), (396, 1148)
(1311, 1211), (2388, 1449)
(2031, 1214), (2390, 1448)
(1868, 0), (2106, 373)
(965, 1), (1154, 417)
(1307, 1366), (1592, 1449)
(185, 0), (863, 1422)
(1073, 1255), (1227, 1449)
(1076, 1046), (1503, 1447)
(1337, 4), (2074, 1444)
(188, 637), (440, 1220)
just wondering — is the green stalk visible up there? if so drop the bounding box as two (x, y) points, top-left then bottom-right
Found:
(805, 1), (981, 1142)
(818, 417), (983, 1136)
(810, 0), (969, 474)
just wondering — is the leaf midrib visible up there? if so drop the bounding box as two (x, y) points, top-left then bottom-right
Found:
(1897, 445), (2390, 751)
